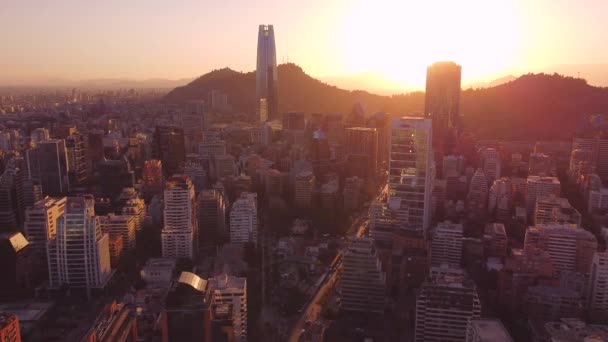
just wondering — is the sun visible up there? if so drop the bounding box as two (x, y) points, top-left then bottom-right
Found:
(338, 0), (521, 88)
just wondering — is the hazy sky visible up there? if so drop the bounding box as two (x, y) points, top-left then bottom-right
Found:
(1, 0), (607, 87)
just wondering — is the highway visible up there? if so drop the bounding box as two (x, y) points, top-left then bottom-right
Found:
(286, 216), (369, 342)
(286, 183), (386, 341)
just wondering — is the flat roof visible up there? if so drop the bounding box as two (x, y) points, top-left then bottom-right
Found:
(469, 319), (513, 341)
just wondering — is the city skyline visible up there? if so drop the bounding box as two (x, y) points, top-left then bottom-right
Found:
(2, 0), (608, 90)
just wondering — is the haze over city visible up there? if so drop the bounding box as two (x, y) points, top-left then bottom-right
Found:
(3, 0), (608, 91)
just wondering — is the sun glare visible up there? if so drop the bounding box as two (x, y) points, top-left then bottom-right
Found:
(338, 0), (521, 88)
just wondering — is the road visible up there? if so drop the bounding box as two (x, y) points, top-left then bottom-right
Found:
(286, 215), (369, 342)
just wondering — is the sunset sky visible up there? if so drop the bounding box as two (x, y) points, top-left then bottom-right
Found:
(1, 0), (607, 88)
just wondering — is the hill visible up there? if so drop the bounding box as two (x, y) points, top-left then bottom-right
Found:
(165, 65), (608, 140)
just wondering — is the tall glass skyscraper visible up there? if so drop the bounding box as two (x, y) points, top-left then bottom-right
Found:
(256, 24), (278, 122)
(424, 61), (461, 169)
(388, 117), (433, 235)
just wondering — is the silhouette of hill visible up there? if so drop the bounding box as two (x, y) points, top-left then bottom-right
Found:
(165, 65), (608, 140)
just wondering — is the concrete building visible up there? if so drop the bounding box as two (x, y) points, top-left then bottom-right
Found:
(140, 257), (177, 287)
(415, 266), (481, 342)
(229, 192), (258, 245)
(152, 126), (185, 177)
(23, 197), (66, 264)
(388, 117), (433, 234)
(488, 178), (512, 222)
(483, 223), (508, 258)
(47, 196), (112, 289)
(100, 214), (136, 252)
(121, 196), (145, 232)
(320, 181), (339, 211)
(526, 176), (561, 215)
(294, 171), (315, 209)
(540, 318), (608, 342)
(480, 148), (501, 185)
(214, 154), (237, 181)
(161, 175), (197, 259)
(343, 176), (363, 211)
(588, 251), (608, 313)
(589, 188), (608, 214)
(208, 274), (248, 342)
(528, 152), (553, 176)
(534, 195), (581, 226)
(199, 140), (227, 160)
(524, 223), (597, 275)
(430, 221), (463, 267)
(466, 319), (513, 342)
(467, 169), (489, 221)
(340, 237), (386, 313)
(183, 158), (206, 193)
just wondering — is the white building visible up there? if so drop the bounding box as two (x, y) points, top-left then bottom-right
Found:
(229, 192), (258, 245)
(100, 213), (136, 252)
(467, 169), (489, 221)
(47, 196), (112, 289)
(140, 257), (177, 287)
(430, 222), (463, 267)
(24, 197), (66, 262)
(161, 175), (197, 259)
(388, 117), (433, 234)
(208, 274), (248, 342)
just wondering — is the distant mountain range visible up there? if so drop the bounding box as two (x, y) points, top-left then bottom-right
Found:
(0, 77), (194, 89)
(165, 63), (608, 140)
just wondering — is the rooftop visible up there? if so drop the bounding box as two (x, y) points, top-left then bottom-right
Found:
(469, 319), (514, 342)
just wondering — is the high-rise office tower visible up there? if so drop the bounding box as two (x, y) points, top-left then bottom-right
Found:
(568, 148), (594, 183)
(65, 131), (88, 186)
(96, 157), (135, 200)
(388, 117), (433, 234)
(488, 178), (512, 222)
(99, 214), (136, 252)
(340, 237), (386, 313)
(47, 196), (112, 289)
(430, 221), (463, 267)
(229, 192), (258, 245)
(480, 148), (501, 185)
(282, 111), (306, 131)
(0, 160), (26, 232)
(345, 127), (379, 177)
(415, 266), (481, 342)
(425, 61), (462, 164)
(152, 126), (186, 177)
(483, 223), (508, 258)
(208, 274), (248, 342)
(183, 100), (207, 154)
(161, 176), (197, 259)
(524, 223), (597, 275)
(183, 158), (206, 192)
(197, 189), (227, 245)
(467, 168), (489, 221)
(256, 25), (278, 122)
(294, 170), (315, 209)
(588, 251), (608, 313)
(23, 197), (66, 265)
(26, 139), (70, 196)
